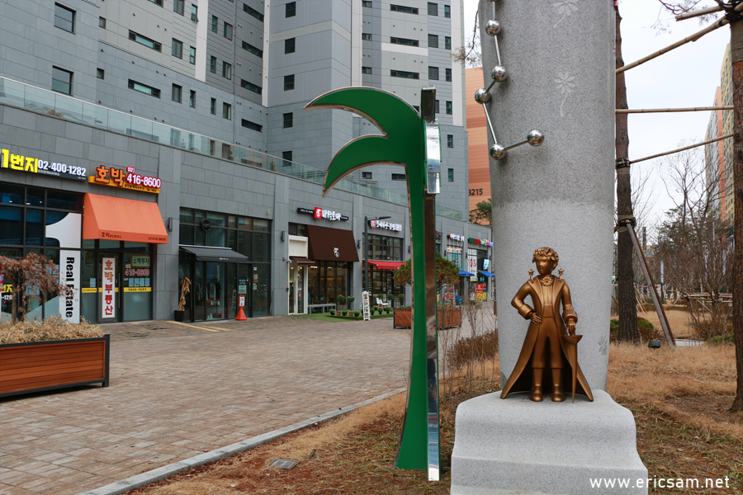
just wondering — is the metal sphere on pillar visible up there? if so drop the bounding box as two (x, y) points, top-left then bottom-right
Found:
(474, 88), (491, 104)
(485, 20), (501, 36)
(527, 129), (545, 147)
(491, 65), (508, 83)
(489, 144), (506, 160)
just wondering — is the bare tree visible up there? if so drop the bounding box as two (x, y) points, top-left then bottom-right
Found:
(655, 148), (732, 338)
(0, 252), (71, 323)
(452, 11), (481, 68)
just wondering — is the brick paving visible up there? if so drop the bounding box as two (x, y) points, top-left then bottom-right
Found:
(0, 316), (411, 495)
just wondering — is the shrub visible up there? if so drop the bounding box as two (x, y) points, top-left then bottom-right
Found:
(354, 310), (360, 317)
(341, 310), (348, 317)
(337, 295), (346, 304)
(445, 330), (499, 370)
(709, 333), (734, 345)
(372, 305), (378, 313)
(397, 294), (405, 304)
(609, 317), (660, 342)
(384, 307), (391, 314)
(0, 316), (102, 344)
(329, 309), (336, 316)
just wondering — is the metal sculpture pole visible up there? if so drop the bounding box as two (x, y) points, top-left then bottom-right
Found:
(305, 87), (441, 479)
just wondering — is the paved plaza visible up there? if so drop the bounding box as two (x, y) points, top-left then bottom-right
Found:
(0, 317), (412, 495)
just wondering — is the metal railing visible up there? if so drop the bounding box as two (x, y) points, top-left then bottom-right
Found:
(0, 76), (463, 220)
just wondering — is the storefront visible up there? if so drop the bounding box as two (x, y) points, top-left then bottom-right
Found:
(446, 233), (465, 269)
(305, 224), (357, 313)
(178, 208), (271, 321)
(363, 220), (405, 306)
(0, 157), (168, 324)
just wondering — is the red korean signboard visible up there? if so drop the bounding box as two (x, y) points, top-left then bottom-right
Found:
(102, 257), (116, 319)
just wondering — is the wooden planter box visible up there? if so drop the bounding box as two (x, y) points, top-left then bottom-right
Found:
(393, 308), (462, 329)
(0, 335), (110, 399)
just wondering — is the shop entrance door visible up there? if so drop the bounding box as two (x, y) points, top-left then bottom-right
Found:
(288, 262), (307, 315)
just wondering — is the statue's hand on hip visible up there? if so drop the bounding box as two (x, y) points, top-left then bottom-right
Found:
(529, 312), (541, 324)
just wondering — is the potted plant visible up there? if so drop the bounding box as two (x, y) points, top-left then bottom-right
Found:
(347, 295), (355, 309)
(0, 253), (109, 399)
(337, 294), (346, 311)
(175, 276), (191, 322)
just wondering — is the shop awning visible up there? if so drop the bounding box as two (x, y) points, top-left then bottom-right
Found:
(367, 260), (405, 270)
(306, 225), (359, 262)
(459, 270), (475, 277)
(180, 246), (249, 263)
(290, 256), (315, 265)
(479, 270), (495, 278)
(83, 193), (168, 244)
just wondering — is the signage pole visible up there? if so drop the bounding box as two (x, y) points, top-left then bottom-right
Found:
(364, 216), (369, 294)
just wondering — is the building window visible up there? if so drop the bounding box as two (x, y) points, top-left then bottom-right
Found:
(242, 119), (263, 132)
(210, 56), (217, 73)
(210, 98), (216, 115)
(445, 36), (451, 49)
(391, 5), (418, 14)
(286, 1), (296, 17)
(222, 62), (232, 79)
(444, 4), (450, 17)
(242, 41), (263, 57)
(172, 38), (183, 58)
(148, 0), (163, 6)
(189, 46), (196, 64)
(284, 74), (295, 91)
(362, 171), (372, 180)
(362, 33), (372, 41)
(285, 37), (295, 54)
(54, 4), (75, 33)
(190, 4), (198, 21)
(447, 134), (453, 148)
(362, 66), (372, 74)
(428, 34), (438, 48)
(391, 37), (419, 47)
(128, 79), (160, 98)
(448, 168), (454, 182)
(282, 151), (293, 166)
(367, 234), (404, 261)
(224, 22), (233, 40)
(172, 84), (182, 103)
(211, 15), (218, 32)
(446, 68), (452, 82)
(99, 17), (106, 28)
(434, 100), (439, 113)
(283, 112), (293, 128)
(189, 90), (196, 108)
(446, 101), (452, 115)
(428, 2), (438, 15)
(174, 0), (184, 14)
(362, 0), (372, 6)
(96, 68), (105, 80)
(51, 67), (72, 95)
(223, 103), (231, 120)
(428, 66), (439, 80)
(390, 70), (419, 79)
(391, 173), (406, 180)
(129, 31), (162, 51)
(241, 79), (262, 94)
(244, 4), (264, 21)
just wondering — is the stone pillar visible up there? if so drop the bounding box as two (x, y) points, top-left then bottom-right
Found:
(479, 0), (615, 392)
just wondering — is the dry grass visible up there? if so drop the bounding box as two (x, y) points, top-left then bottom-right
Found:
(128, 341), (742, 495)
(0, 315), (103, 344)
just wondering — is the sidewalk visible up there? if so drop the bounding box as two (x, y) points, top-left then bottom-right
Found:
(0, 316), (411, 495)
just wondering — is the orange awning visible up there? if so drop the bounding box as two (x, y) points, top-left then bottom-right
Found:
(367, 260), (405, 270)
(83, 193), (168, 244)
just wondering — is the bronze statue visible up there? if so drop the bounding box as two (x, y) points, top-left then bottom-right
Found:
(501, 247), (593, 402)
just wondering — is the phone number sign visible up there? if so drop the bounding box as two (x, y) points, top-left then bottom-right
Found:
(1, 147), (87, 181)
(88, 166), (161, 193)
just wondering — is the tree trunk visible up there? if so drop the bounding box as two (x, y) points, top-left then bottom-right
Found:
(730, 19), (743, 413)
(615, 7), (640, 344)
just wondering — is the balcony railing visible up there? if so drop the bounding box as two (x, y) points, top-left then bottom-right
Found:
(0, 76), (463, 220)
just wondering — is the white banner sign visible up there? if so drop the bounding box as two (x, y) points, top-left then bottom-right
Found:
(59, 251), (80, 324)
(102, 257), (116, 319)
(362, 291), (371, 321)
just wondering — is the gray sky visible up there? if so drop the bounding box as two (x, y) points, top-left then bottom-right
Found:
(462, 0), (730, 231)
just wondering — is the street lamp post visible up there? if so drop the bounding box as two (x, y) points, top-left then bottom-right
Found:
(364, 215), (391, 296)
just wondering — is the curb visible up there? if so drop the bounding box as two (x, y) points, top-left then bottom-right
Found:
(78, 387), (407, 495)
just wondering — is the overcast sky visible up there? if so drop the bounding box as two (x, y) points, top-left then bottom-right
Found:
(462, 0), (730, 232)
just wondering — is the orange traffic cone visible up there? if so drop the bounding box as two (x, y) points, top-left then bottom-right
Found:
(236, 306), (247, 321)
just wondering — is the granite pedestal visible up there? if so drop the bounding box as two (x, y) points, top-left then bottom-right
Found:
(451, 391), (647, 495)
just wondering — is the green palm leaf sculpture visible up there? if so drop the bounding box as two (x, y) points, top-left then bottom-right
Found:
(305, 87), (440, 478)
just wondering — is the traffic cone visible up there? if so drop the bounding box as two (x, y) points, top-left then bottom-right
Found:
(236, 306), (247, 321)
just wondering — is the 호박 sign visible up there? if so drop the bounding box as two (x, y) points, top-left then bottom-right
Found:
(102, 257), (116, 319)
